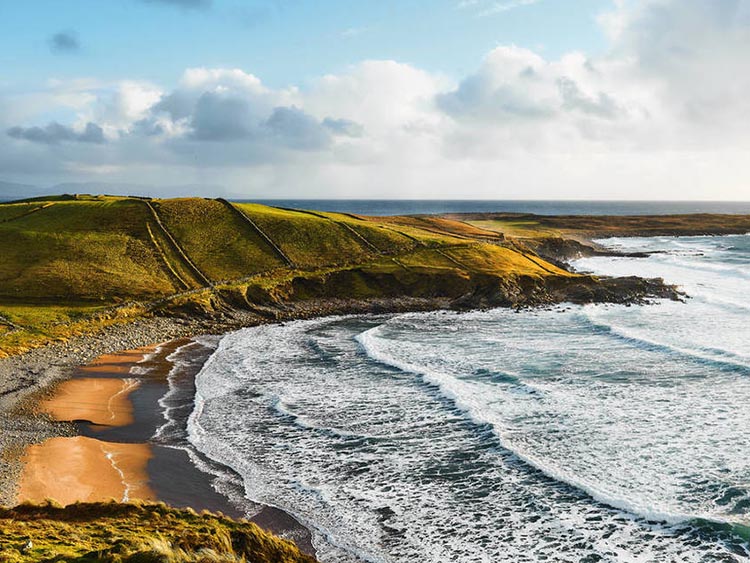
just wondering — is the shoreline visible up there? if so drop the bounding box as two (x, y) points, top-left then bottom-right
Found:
(0, 241), (699, 555)
(0, 285), (686, 526)
(0, 296), (464, 506)
(9, 334), (317, 554)
(16, 343), (161, 506)
(0, 228), (748, 560)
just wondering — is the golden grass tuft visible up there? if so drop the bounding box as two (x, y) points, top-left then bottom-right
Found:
(0, 501), (317, 563)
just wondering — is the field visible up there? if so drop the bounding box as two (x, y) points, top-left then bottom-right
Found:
(451, 212), (750, 240)
(0, 195), (586, 356)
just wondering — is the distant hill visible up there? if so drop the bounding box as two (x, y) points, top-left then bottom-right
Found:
(0, 181), (227, 202)
(0, 180), (50, 202)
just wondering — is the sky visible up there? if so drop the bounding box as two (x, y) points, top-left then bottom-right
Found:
(1, 0), (749, 200)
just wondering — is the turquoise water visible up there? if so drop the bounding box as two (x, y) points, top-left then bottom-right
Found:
(185, 235), (750, 562)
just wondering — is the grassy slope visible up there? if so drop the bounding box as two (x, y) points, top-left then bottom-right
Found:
(0, 501), (315, 562)
(457, 213), (750, 240)
(155, 199), (284, 282)
(235, 204), (377, 267)
(0, 198), (176, 300)
(0, 196), (575, 356)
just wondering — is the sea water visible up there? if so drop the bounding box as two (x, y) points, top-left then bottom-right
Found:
(183, 234), (750, 562)
(244, 200), (750, 217)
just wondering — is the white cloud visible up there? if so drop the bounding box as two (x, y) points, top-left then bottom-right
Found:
(459, 0), (542, 17)
(480, 0), (541, 16)
(3, 0), (750, 199)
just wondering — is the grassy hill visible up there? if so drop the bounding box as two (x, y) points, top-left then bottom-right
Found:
(1, 194), (670, 357)
(450, 212), (750, 240)
(0, 501), (316, 562)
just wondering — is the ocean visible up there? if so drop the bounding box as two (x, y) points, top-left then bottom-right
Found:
(162, 234), (750, 562)
(245, 200), (750, 216)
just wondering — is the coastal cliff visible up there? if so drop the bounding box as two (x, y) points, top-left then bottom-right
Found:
(0, 195), (690, 359)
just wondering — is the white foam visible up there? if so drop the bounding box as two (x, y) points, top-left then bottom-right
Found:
(107, 378), (139, 422)
(182, 235), (750, 562)
(356, 324), (724, 525)
(153, 337), (219, 441)
(128, 343), (165, 375)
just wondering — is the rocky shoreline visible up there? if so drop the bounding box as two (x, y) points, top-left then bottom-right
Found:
(0, 254), (683, 507)
(0, 298), (450, 505)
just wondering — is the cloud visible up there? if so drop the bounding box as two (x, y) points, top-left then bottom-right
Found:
(265, 106), (331, 150)
(49, 31), (80, 53)
(190, 92), (254, 141)
(4, 0), (750, 199)
(322, 117), (364, 137)
(460, 0), (541, 17)
(557, 77), (621, 119)
(603, 0), (750, 130)
(138, 0), (211, 9)
(7, 122), (105, 144)
(436, 46), (558, 121)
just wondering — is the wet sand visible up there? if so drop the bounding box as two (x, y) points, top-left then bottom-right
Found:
(16, 345), (160, 505)
(75, 346), (159, 377)
(18, 436), (154, 505)
(15, 339), (316, 554)
(39, 377), (140, 427)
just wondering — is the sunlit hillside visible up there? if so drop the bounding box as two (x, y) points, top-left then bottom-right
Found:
(0, 195), (575, 356)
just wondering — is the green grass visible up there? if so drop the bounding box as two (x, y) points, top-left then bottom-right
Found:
(441, 245), (572, 276)
(308, 211), (420, 254)
(0, 195), (578, 355)
(0, 202), (52, 223)
(0, 198), (177, 301)
(0, 302), (108, 328)
(235, 204), (376, 268)
(0, 501), (316, 562)
(373, 215), (504, 242)
(154, 199), (284, 282)
(464, 213), (750, 239)
(466, 219), (562, 239)
(0, 302), (147, 357)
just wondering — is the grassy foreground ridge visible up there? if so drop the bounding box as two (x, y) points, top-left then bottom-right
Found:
(0, 194), (585, 356)
(0, 501), (315, 562)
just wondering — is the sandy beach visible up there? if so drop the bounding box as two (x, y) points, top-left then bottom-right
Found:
(0, 301), (442, 557)
(15, 345), (161, 505)
(75, 346), (159, 377)
(39, 377), (141, 427)
(9, 336), (316, 554)
(18, 436), (154, 505)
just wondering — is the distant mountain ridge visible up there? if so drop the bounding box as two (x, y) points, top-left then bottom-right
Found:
(0, 180), (226, 201)
(0, 180), (48, 201)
